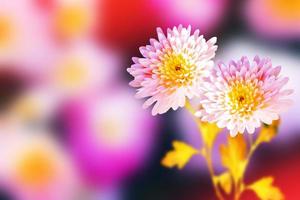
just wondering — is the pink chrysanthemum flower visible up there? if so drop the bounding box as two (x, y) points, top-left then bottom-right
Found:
(127, 25), (217, 115)
(195, 56), (293, 136)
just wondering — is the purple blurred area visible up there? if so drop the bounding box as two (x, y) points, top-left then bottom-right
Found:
(0, 0), (299, 200)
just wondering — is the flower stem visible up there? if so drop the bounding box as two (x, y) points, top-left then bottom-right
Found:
(248, 134), (253, 146)
(185, 100), (224, 200)
(234, 134), (258, 200)
(205, 149), (225, 200)
(185, 99), (196, 115)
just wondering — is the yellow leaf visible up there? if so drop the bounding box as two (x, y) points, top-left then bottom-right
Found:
(256, 120), (280, 145)
(248, 177), (284, 200)
(161, 140), (199, 169)
(213, 172), (232, 194)
(219, 134), (247, 183)
(199, 122), (221, 149)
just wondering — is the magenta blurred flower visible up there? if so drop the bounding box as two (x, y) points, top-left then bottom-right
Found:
(127, 25), (217, 115)
(151, 0), (229, 34)
(196, 56), (293, 136)
(0, 128), (79, 200)
(63, 88), (156, 187)
(245, 0), (300, 39)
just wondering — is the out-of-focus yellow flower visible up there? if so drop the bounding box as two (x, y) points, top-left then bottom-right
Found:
(248, 177), (284, 200)
(54, 57), (89, 90)
(47, 42), (117, 98)
(199, 122), (221, 149)
(0, 1), (48, 64)
(246, 0), (300, 38)
(7, 89), (58, 124)
(53, 0), (96, 40)
(268, 0), (300, 21)
(0, 129), (79, 199)
(0, 16), (15, 49)
(219, 135), (247, 183)
(15, 148), (57, 188)
(54, 5), (90, 38)
(255, 120), (280, 146)
(161, 140), (199, 169)
(9, 134), (76, 189)
(213, 172), (232, 194)
(89, 90), (152, 150)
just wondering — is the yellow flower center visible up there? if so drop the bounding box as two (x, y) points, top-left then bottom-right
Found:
(0, 16), (14, 49)
(158, 53), (195, 89)
(54, 58), (89, 91)
(268, 0), (300, 20)
(11, 96), (40, 121)
(227, 81), (264, 116)
(15, 150), (56, 187)
(95, 117), (125, 147)
(54, 5), (91, 38)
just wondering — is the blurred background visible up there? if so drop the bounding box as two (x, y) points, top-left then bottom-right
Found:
(0, 0), (299, 199)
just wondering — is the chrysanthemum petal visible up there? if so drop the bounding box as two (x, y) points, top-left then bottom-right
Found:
(197, 56), (292, 135)
(128, 25), (217, 115)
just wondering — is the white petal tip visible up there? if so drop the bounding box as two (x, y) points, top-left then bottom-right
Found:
(194, 111), (202, 117)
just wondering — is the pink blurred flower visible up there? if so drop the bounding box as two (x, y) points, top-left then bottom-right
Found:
(63, 88), (156, 187)
(0, 0), (51, 69)
(127, 25), (217, 115)
(245, 0), (300, 39)
(196, 56), (293, 136)
(151, 0), (229, 34)
(0, 128), (79, 200)
(44, 42), (118, 100)
(6, 87), (59, 125)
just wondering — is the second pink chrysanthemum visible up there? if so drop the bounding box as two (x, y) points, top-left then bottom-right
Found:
(196, 56), (293, 136)
(127, 25), (217, 115)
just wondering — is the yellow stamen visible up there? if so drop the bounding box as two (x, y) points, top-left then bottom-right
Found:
(12, 97), (40, 121)
(55, 58), (88, 90)
(0, 16), (14, 48)
(96, 117), (123, 146)
(227, 81), (263, 116)
(158, 53), (195, 88)
(54, 5), (90, 38)
(16, 150), (56, 187)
